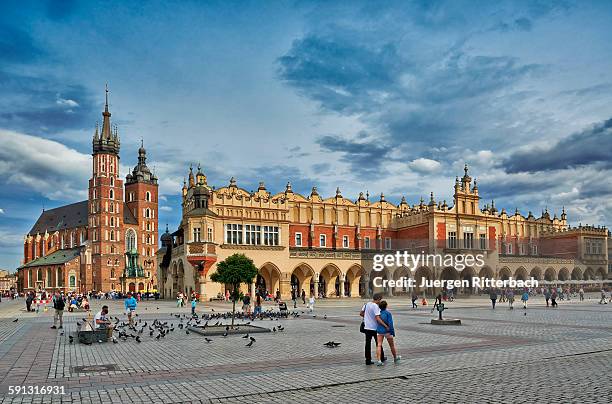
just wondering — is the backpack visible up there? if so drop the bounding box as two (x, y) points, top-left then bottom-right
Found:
(55, 297), (65, 310)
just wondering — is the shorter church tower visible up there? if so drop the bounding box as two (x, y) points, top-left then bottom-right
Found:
(124, 141), (159, 291)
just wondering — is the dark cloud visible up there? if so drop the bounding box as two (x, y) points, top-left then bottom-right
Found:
(278, 35), (402, 114)
(0, 72), (98, 134)
(503, 118), (612, 173)
(316, 134), (392, 177)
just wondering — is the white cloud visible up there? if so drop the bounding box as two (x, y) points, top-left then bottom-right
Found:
(159, 206), (173, 212)
(408, 158), (441, 173)
(0, 130), (89, 200)
(0, 208), (4, 214)
(56, 98), (79, 108)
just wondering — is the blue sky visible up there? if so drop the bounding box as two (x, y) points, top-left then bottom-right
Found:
(1, 0), (612, 270)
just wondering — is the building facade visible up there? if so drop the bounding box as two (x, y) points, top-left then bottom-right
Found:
(0, 270), (17, 295)
(17, 88), (159, 294)
(158, 164), (609, 301)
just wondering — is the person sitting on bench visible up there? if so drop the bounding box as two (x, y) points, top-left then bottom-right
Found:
(94, 305), (111, 329)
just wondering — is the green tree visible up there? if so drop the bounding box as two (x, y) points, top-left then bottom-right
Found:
(210, 253), (258, 327)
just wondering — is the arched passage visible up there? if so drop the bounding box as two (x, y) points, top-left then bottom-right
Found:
(544, 267), (556, 282)
(320, 264), (342, 297)
(392, 267), (411, 295)
(440, 267), (459, 292)
(583, 267), (595, 281)
(413, 266), (432, 296)
(257, 263), (282, 296)
(499, 267), (512, 281)
(596, 267), (607, 280)
(290, 263), (315, 297)
(558, 268), (570, 281)
(346, 264), (365, 297)
(514, 267), (528, 281)
(460, 267), (476, 294)
(571, 267), (583, 281)
(530, 267), (542, 281)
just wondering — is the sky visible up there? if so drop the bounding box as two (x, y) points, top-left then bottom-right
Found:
(1, 0), (612, 271)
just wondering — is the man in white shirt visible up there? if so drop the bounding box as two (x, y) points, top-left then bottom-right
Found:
(94, 305), (111, 329)
(360, 293), (387, 365)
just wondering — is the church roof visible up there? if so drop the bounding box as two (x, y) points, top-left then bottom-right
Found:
(123, 203), (138, 224)
(28, 201), (88, 236)
(19, 247), (81, 269)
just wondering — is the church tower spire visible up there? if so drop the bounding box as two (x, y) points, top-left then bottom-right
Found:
(93, 84), (120, 156)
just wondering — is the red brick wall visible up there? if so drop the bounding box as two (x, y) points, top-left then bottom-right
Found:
(540, 234), (579, 258)
(289, 224), (310, 247)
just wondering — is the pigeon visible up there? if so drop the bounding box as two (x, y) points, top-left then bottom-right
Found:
(112, 337), (118, 344)
(156, 334), (161, 340)
(272, 327), (276, 332)
(204, 338), (213, 343)
(324, 341), (341, 348)
(246, 340), (254, 347)
(12, 319), (18, 322)
(222, 331), (228, 337)
(135, 336), (141, 343)
(69, 336), (74, 344)
(324, 315), (327, 319)
(242, 334), (249, 339)
(249, 336), (256, 342)
(186, 330), (190, 335)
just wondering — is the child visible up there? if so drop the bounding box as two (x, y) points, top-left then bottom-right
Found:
(191, 297), (197, 316)
(309, 295), (315, 313)
(521, 290), (529, 309)
(375, 300), (401, 366)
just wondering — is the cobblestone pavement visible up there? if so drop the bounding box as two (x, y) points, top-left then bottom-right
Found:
(0, 295), (610, 403)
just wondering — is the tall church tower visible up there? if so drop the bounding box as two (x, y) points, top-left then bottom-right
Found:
(124, 140), (159, 290)
(89, 86), (124, 291)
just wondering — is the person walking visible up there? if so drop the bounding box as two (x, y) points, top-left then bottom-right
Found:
(51, 292), (65, 329)
(550, 290), (558, 308)
(411, 293), (418, 309)
(375, 300), (401, 366)
(360, 293), (386, 366)
(507, 289), (514, 310)
(301, 289), (306, 304)
(579, 288), (584, 302)
(242, 294), (251, 315)
(309, 295), (315, 313)
(254, 293), (262, 316)
(191, 297), (197, 316)
(26, 292), (33, 312)
(521, 290), (529, 309)
(291, 289), (297, 309)
(124, 292), (138, 326)
(599, 289), (608, 305)
(489, 289), (498, 309)
(544, 289), (551, 307)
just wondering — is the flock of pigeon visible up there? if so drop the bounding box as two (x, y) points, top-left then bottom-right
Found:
(66, 309), (340, 348)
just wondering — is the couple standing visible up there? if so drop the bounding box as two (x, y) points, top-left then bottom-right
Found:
(360, 293), (401, 366)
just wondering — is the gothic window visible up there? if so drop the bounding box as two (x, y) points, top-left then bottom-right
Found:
(207, 227), (213, 242)
(46, 268), (52, 287)
(111, 269), (115, 278)
(145, 208), (151, 218)
(126, 229), (136, 252)
(146, 191), (151, 202)
(109, 189), (114, 199)
(70, 232), (75, 247)
(37, 269), (43, 281)
(69, 274), (76, 288)
(57, 267), (63, 287)
(110, 177), (114, 187)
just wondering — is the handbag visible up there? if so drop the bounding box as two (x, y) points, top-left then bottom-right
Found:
(359, 303), (366, 333)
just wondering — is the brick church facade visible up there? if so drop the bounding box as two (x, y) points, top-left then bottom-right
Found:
(17, 88), (159, 294)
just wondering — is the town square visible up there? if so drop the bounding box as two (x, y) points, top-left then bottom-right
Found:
(0, 293), (610, 403)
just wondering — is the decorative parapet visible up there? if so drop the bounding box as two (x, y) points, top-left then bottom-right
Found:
(187, 242), (216, 256)
(499, 256), (575, 265)
(219, 244), (285, 251)
(289, 248), (363, 260)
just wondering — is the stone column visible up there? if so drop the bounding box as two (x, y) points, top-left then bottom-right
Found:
(250, 282), (256, 300)
(198, 277), (207, 302)
(339, 274), (345, 298)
